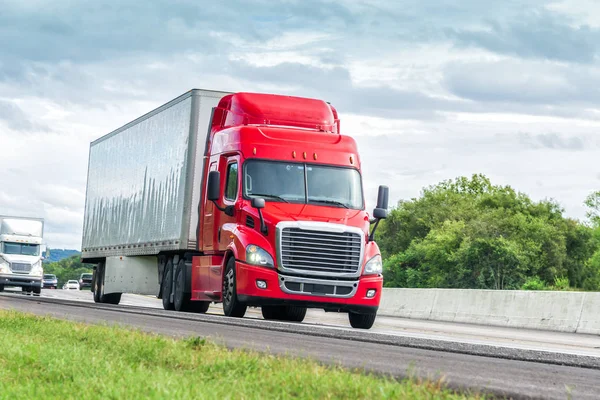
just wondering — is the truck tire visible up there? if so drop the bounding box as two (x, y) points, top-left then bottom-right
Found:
(186, 300), (211, 313)
(281, 306), (306, 322)
(174, 259), (190, 312)
(93, 262), (105, 303)
(348, 311), (376, 329)
(103, 292), (122, 305)
(162, 259), (174, 310)
(93, 262), (122, 305)
(173, 259), (211, 313)
(33, 286), (41, 296)
(222, 257), (246, 318)
(262, 306), (306, 322)
(0, 285), (4, 292)
(261, 306), (283, 320)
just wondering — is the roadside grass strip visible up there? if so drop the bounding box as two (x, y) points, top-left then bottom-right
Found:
(0, 310), (483, 399)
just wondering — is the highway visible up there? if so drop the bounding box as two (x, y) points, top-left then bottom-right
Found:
(1, 289), (599, 399)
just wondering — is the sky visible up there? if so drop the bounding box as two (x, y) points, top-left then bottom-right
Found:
(1, 0), (600, 250)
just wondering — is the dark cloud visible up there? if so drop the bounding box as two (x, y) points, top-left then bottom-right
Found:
(229, 60), (460, 120)
(442, 59), (600, 106)
(447, 11), (600, 63)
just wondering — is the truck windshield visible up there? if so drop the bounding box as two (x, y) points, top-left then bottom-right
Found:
(243, 160), (364, 209)
(2, 242), (40, 256)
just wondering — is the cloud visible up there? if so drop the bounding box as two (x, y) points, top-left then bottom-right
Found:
(2, 0), (600, 248)
(447, 11), (600, 63)
(0, 100), (50, 132)
(442, 59), (600, 106)
(518, 133), (585, 151)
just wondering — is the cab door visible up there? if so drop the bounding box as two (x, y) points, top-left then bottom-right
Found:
(218, 155), (240, 251)
(202, 160), (218, 252)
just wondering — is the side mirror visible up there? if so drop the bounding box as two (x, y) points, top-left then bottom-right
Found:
(251, 197), (268, 235)
(372, 208), (387, 219)
(207, 171), (220, 201)
(376, 185), (389, 210)
(369, 185), (389, 241)
(251, 197), (265, 209)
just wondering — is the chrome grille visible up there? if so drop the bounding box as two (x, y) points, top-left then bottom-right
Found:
(10, 262), (32, 273)
(279, 227), (362, 276)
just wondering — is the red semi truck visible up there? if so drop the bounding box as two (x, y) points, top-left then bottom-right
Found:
(81, 89), (388, 329)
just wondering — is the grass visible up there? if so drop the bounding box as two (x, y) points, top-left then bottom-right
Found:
(0, 310), (483, 399)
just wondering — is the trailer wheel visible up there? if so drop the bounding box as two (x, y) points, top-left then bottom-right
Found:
(348, 311), (377, 329)
(93, 261), (121, 305)
(103, 292), (122, 305)
(162, 259), (174, 310)
(93, 262), (104, 303)
(222, 257), (246, 318)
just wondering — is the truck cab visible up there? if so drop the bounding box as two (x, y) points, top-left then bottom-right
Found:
(0, 216), (45, 295)
(195, 93), (388, 328)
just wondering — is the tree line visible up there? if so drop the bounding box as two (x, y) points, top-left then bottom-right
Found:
(376, 174), (600, 291)
(43, 254), (93, 287)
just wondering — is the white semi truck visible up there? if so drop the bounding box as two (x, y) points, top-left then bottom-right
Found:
(0, 215), (45, 294)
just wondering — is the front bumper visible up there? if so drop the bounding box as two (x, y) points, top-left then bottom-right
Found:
(43, 282), (58, 288)
(0, 274), (43, 288)
(235, 261), (382, 314)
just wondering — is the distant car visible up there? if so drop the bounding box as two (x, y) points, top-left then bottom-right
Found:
(64, 280), (79, 290)
(43, 274), (58, 289)
(79, 273), (93, 290)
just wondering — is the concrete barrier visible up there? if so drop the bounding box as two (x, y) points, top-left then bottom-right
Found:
(378, 288), (600, 335)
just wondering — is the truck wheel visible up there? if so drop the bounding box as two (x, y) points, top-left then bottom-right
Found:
(174, 259), (191, 312)
(186, 301), (211, 313)
(103, 292), (122, 305)
(33, 286), (41, 296)
(0, 285), (4, 292)
(222, 258), (246, 318)
(262, 306), (306, 322)
(162, 259), (174, 310)
(348, 311), (377, 329)
(281, 306), (306, 322)
(93, 262), (104, 303)
(261, 305), (284, 320)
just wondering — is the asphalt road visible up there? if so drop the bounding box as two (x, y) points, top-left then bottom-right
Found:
(1, 290), (599, 399)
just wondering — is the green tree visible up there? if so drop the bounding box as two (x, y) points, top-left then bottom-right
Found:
(378, 174), (600, 291)
(43, 254), (93, 287)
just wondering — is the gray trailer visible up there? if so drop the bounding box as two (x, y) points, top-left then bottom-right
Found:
(81, 89), (230, 298)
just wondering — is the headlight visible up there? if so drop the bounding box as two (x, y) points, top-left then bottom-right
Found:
(0, 258), (8, 273)
(31, 261), (43, 276)
(245, 245), (274, 268)
(363, 255), (383, 275)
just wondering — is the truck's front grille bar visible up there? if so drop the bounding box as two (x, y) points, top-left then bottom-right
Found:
(277, 222), (364, 278)
(10, 262), (32, 274)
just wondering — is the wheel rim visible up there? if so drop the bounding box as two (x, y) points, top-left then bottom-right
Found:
(223, 268), (234, 306)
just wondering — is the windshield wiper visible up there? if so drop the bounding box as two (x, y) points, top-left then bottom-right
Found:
(310, 199), (350, 208)
(250, 193), (289, 203)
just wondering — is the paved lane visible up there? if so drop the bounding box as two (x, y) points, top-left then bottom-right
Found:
(38, 288), (600, 358)
(1, 292), (599, 399)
